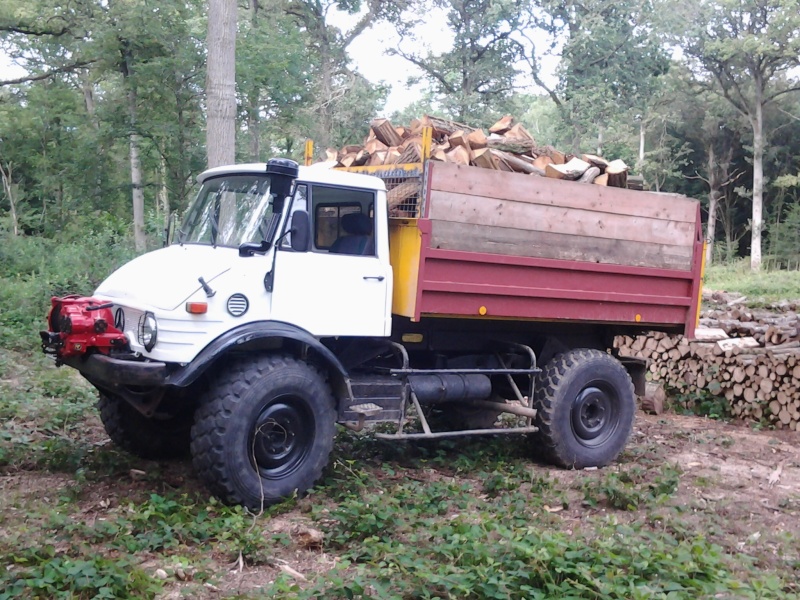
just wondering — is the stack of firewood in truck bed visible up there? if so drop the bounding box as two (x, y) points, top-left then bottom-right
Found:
(322, 115), (640, 190)
(615, 293), (800, 430)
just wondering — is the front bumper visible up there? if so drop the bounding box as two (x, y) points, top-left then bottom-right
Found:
(61, 354), (169, 387)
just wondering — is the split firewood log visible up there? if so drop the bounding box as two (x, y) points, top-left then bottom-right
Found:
(471, 148), (498, 169)
(397, 142), (422, 164)
(418, 115), (475, 139)
(489, 115), (514, 135)
(467, 129), (488, 149)
(431, 148), (448, 162)
(532, 155), (554, 171)
(605, 159), (629, 188)
(339, 152), (358, 168)
(370, 118), (403, 147)
(581, 154), (609, 170)
(578, 166), (601, 183)
(641, 382), (666, 415)
(367, 151), (387, 166)
(365, 138), (388, 155)
(505, 123), (533, 140)
(547, 148), (567, 165)
(352, 149), (370, 166)
(446, 145), (470, 165)
(545, 157), (591, 180)
(490, 149), (544, 175)
(387, 180), (419, 209)
(449, 130), (472, 153)
(384, 147), (402, 164)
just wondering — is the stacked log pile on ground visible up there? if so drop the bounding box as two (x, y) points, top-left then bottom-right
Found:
(615, 299), (800, 430)
(322, 115), (636, 189)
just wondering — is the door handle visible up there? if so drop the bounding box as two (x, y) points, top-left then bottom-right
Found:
(364, 276), (385, 281)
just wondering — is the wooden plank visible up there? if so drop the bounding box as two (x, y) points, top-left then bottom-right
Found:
(693, 327), (730, 342)
(427, 189), (696, 248)
(429, 220), (694, 271)
(427, 162), (697, 224)
(715, 337), (760, 352)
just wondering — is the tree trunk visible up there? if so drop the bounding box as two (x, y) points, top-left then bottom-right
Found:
(158, 149), (169, 224)
(80, 70), (100, 131)
(129, 89), (146, 252)
(247, 92), (260, 162)
(637, 120), (645, 176)
(206, 0), (237, 168)
(706, 145), (718, 266)
(750, 87), (764, 271)
(0, 162), (19, 236)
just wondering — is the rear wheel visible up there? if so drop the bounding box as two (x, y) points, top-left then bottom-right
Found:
(98, 393), (193, 460)
(532, 349), (635, 468)
(190, 355), (336, 509)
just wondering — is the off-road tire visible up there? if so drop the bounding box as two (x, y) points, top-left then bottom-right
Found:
(98, 393), (193, 460)
(532, 349), (635, 469)
(190, 354), (336, 509)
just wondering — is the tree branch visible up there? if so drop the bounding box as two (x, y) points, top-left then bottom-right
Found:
(390, 46), (456, 95)
(0, 60), (96, 86)
(0, 24), (70, 37)
(766, 85), (800, 104)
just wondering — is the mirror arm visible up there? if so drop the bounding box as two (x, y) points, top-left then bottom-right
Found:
(238, 240), (271, 257)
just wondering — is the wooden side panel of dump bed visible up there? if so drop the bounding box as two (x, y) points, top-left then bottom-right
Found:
(425, 163), (697, 271)
(390, 162), (704, 337)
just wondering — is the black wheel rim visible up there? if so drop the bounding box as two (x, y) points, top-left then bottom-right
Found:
(570, 383), (620, 448)
(250, 395), (314, 480)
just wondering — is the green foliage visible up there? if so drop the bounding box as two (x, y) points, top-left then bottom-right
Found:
(392, 0), (529, 123)
(582, 464), (681, 510)
(705, 261), (800, 303)
(677, 389), (732, 420)
(768, 201), (800, 268)
(52, 493), (279, 559)
(0, 492), (294, 599)
(275, 466), (785, 599)
(0, 229), (136, 349)
(534, 0), (670, 152)
(0, 547), (161, 600)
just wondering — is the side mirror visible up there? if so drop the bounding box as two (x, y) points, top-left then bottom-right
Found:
(290, 210), (311, 252)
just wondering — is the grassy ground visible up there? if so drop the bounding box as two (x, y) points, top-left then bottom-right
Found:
(1, 236), (797, 599)
(705, 261), (800, 304)
(1, 348), (798, 599)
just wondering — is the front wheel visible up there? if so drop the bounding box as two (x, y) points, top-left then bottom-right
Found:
(532, 349), (635, 469)
(190, 355), (336, 509)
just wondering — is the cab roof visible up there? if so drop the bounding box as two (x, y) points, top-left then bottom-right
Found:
(197, 162), (387, 191)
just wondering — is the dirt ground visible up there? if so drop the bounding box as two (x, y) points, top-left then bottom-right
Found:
(1, 409), (798, 598)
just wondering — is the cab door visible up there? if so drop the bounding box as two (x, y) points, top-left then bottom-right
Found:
(270, 184), (392, 337)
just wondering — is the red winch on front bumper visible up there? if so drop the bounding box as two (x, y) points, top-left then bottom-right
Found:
(40, 296), (129, 360)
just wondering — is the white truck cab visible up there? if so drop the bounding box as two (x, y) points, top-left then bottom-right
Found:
(94, 161), (393, 365)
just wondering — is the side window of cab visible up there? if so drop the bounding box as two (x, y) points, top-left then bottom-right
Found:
(310, 186), (376, 256)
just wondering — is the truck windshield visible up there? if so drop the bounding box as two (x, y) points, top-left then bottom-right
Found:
(178, 175), (277, 247)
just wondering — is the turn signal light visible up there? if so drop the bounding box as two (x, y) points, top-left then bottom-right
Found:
(185, 302), (208, 314)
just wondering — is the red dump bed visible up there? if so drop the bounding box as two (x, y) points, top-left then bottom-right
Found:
(388, 162), (704, 337)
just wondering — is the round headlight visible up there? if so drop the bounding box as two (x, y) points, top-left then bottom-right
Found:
(138, 312), (158, 351)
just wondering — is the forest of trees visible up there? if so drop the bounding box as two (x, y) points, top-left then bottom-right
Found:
(1, 0), (799, 270)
